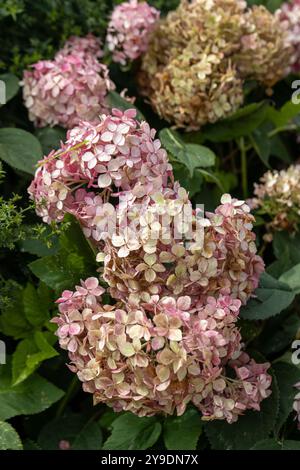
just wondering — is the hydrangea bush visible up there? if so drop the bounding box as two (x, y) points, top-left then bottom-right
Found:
(0, 0), (300, 453)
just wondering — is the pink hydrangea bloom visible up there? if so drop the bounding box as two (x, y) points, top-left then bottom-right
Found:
(22, 35), (114, 128)
(29, 109), (270, 421)
(52, 284), (271, 421)
(106, 0), (160, 65)
(278, 0), (300, 72)
(28, 109), (172, 223)
(294, 381), (300, 429)
(55, 34), (103, 61)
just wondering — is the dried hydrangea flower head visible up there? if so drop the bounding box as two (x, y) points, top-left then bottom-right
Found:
(277, 0), (300, 73)
(252, 164), (300, 233)
(106, 0), (160, 65)
(52, 278), (271, 421)
(22, 35), (115, 128)
(138, 0), (291, 130)
(28, 109), (172, 224)
(236, 5), (291, 89)
(29, 110), (270, 421)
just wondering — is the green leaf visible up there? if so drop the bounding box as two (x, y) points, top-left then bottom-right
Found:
(98, 409), (120, 429)
(0, 421), (23, 450)
(103, 413), (162, 450)
(12, 338), (39, 385)
(35, 127), (66, 155)
(173, 165), (203, 197)
(107, 91), (145, 121)
(267, 257), (293, 279)
(38, 414), (102, 450)
(205, 370), (279, 450)
(12, 331), (58, 385)
(257, 312), (300, 356)
(159, 128), (184, 155)
(29, 216), (96, 291)
(252, 439), (300, 450)
(0, 73), (19, 103)
(163, 408), (202, 450)
(0, 128), (43, 174)
(0, 361), (64, 420)
(20, 237), (59, 257)
(240, 272), (295, 320)
(249, 123), (271, 167)
(273, 362), (300, 436)
(23, 283), (49, 327)
(29, 254), (77, 291)
(268, 232), (300, 277)
(181, 144), (215, 176)
(273, 232), (300, 263)
(268, 100), (300, 129)
(199, 102), (269, 142)
(269, 134), (291, 163)
(0, 283), (32, 339)
(159, 128), (215, 176)
(279, 263), (300, 293)
(72, 422), (102, 450)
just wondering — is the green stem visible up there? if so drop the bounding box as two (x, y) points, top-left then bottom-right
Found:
(268, 124), (297, 137)
(239, 137), (248, 199)
(55, 375), (80, 418)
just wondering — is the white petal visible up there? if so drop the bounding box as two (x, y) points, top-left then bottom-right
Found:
(98, 173), (112, 188)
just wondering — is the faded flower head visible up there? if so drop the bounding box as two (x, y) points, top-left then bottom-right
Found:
(252, 164), (300, 233)
(52, 280), (271, 421)
(277, 0), (300, 73)
(106, 0), (160, 65)
(22, 35), (114, 128)
(29, 111), (270, 421)
(138, 0), (291, 130)
(236, 5), (291, 88)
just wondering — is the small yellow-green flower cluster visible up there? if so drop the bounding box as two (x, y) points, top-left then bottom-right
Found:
(252, 164), (300, 233)
(138, 0), (291, 130)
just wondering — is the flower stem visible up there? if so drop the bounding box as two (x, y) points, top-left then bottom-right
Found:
(55, 375), (80, 418)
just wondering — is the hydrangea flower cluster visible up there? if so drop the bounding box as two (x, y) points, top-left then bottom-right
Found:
(22, 34), (115, 128)
(294, 382), (300, 429)
(52, 277), (271, 420)
(278, 0), (300, 73)
(252, 164), (300, 233)
(55, 34), (104, 61)
(106, 0), (160, 65)
(236, 5), (292, 87)
(102, 190), (264, 307)
(29, 110), (271, 421)
(138, 0), (291, 130)
(28, 108), (172, 224)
